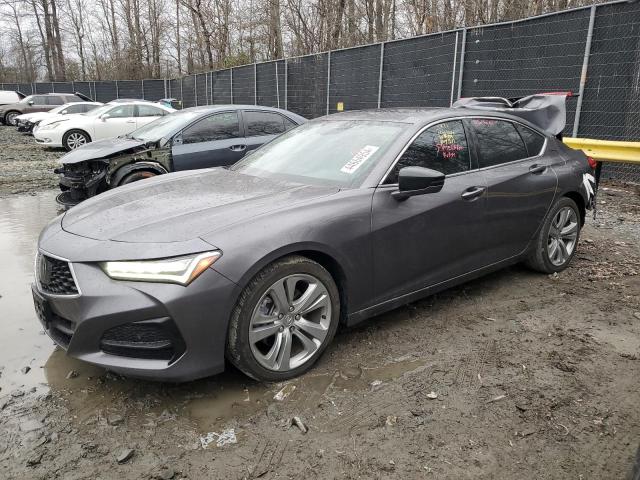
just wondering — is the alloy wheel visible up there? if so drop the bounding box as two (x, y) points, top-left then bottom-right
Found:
(6, 112), (18, 126)
(67, 132), (87, 149)
(249, 274), (332, 372)
(547, 206), (578, 266)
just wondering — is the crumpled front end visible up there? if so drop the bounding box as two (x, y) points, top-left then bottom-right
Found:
(56, 160), (109, 207)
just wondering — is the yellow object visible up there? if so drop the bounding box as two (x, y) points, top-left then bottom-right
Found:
(337, 102), (344, 112)
(563, 137), (640, 164)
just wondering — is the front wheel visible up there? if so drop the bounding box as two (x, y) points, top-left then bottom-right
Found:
(226, 256), (340, 382)
(63, 130), (91, 151)
(525, 197), (581, 273)
(118, 170), (158, 186)
(4, 111), (20, 126)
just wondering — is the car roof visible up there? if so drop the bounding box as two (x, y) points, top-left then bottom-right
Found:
(319, 107), (547, 133)
(181, 104), (305, 117)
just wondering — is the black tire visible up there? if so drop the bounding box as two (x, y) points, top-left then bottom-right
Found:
(525, 196), (581, 273)
(4, 111), (20, 126)
(62, 129), (91, 151)
(118, 170), (158, 186)
(226, 255), (340, 382)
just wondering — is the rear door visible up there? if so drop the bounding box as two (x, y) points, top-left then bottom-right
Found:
(172, 111), (245, 171)
(241, 110), (298, 153)
(371, 119), (489, 304)
(468, 118), (557, 262)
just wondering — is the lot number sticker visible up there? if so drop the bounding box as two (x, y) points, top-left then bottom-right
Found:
(341, 145), (379, 174)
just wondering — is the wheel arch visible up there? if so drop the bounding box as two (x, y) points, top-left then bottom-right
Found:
(563, 191), (586, 227)
(229, 243), (351, 325)
(110, 161), (168, 186)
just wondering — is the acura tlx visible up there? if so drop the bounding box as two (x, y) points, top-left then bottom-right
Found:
(32, 95), (596, 382)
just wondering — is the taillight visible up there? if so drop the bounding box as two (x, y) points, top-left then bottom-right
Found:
(587, 156), (597, 169)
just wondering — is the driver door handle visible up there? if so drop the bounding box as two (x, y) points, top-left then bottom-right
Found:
(529, 164), (547, 174)
(461, 186), (486, 201)
(229, 144), (247, 152)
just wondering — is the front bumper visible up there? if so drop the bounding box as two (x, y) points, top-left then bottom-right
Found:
(34, 128), (63, 147)
(32, 252), (238, 382)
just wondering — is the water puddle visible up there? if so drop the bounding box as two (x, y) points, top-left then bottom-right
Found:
(0, 191), (67, 394)
(0, 191), (431, 435)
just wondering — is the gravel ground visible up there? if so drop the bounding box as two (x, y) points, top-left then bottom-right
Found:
(0, 125), (639, 479)
(0, 125), (61, 196)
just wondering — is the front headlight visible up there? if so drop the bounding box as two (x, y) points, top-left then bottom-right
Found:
(100, 251), (222, 286)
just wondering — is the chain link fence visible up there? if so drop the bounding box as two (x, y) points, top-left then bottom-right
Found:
(1, 0), (638, 181)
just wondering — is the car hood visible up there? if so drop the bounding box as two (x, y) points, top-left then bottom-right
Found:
(61, 168), (339, 243)
(0, 102), (24, 112)
(60, 137), (148, 164)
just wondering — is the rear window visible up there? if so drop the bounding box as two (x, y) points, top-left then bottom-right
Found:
(472, 119), (528, 168)
(46, 96), (65, 105)
(244, 111), (290, 136)
(515, 124), (546, 157)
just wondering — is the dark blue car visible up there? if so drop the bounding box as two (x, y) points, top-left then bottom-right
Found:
(55, 105), (306, 206)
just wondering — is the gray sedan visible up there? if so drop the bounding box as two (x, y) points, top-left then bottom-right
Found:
(32, 103), (595, 382)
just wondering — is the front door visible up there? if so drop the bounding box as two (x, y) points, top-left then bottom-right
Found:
(94, 104), (136, 140)
(468, 118), (558, 263)
(172, 111), (246, 171)
(371, 119), (489, 304)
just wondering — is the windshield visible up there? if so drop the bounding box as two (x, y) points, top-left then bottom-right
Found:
(231, 120), (405, 187)
(127, 110), (202, 142)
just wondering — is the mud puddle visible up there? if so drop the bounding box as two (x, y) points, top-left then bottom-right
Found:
(0, 190), (68, 394)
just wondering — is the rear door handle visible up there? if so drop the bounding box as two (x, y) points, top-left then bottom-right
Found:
(529, 164), (547, 174)
(461, 186), (486, 201)
(229, 145), (247, 152)
(126, 120), (136, 124)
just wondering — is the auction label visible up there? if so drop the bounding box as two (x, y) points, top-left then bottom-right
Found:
(341, 145), (379, 174)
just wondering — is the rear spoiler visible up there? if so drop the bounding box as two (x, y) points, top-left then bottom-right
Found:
(75, 91), (94, 102)
(16, 91), (27, 99)
(453, 93), (572, 137)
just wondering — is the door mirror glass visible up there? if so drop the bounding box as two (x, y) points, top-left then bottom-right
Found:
(392, 166), (445, 201)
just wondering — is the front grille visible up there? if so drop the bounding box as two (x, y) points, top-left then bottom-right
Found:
(100, 318), (185, 361)
(38, 254), (78, 295)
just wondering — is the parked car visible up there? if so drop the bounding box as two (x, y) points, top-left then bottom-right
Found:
(0, 92), (90, 126)
(15, 102), (103, 133)
(0, 90), (26, 106)
(158, 98), (182, 109)
(32, 95), (596, 382)
(54, 105), (306, 206)
(33, 100), (175, 151)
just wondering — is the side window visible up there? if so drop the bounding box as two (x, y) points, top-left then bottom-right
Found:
(182, 112), (240, 145)
(46, 96), (64, 105)
(472, 119), (528, 168)
(515, 124), (546, 157)
(32, 96), (47, 105)
(385, 120), (471, 184)
(244, 111), (287, 136)
(65, 105), (84, 114)
(283, 116), (298, 131)
(107, 105), (135, 118)
(137, 105), (166, 117)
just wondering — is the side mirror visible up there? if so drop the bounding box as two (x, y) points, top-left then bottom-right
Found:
(392, 166), (445, 201)
(28, 100), (34, 106)
(172, 133), (183, 146)
(100, 113), (110, 121)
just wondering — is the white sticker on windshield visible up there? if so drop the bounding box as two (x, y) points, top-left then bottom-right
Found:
(341, 145), (379, 174)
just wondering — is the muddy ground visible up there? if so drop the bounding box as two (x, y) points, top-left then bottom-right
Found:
(0, 124), (639, 479)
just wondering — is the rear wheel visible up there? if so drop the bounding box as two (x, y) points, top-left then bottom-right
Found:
(118, 170), (158, 186)
(525, 197), (581, 273)
(4, 111), (20, 126)
(63, 130), (90, 151)
(226, 255), (340, 382)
